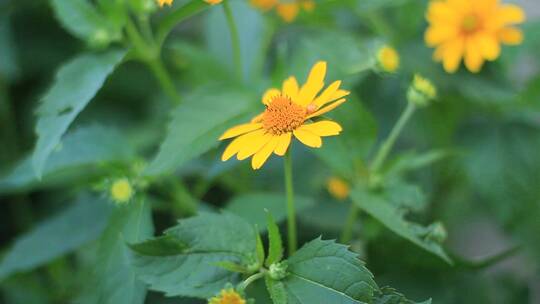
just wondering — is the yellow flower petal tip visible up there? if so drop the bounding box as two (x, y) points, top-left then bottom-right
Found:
(204, 0), (223, 5)
(110, 178), (134, 204)
(376, 45), (400, 73)
(219, 61), (347, 170)
(208, 288), (246, 304)
(424, 0), (525, 73)
(156, 0), (173, 7)
(250, 0), (314, 22)
(327, 177), (350, 200)
(407, 74), (437, 107)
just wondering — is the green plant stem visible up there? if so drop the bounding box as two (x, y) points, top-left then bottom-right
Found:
(156, 1), (208, 48)
(147, 57), (181, 105)
(222, 1), (242, 80)
(238, 271), (265, 291)
(340, 203), (360, 244)
(370, 102), (416, 174)
(284, 151), (297, 255)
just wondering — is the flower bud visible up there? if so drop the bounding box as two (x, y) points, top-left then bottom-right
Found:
(425, 222), (447, 243)
(110, 178), (134, 205)
(327, 177), (350, 200)
(376, 45), (400, 73)
(268, 262), (288, 280)
(407, 74), (437, 107)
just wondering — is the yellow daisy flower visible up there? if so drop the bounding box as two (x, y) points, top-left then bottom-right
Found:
(327, 177), (350, 200)
(219, 61), (349, 170)
(425, 0), (525, 73)
(376, 45), (400, 73)
(208, 289), (246, 304)
(250, 0), (314, 23)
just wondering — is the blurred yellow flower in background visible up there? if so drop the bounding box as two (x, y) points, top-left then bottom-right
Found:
(208, 289), (246, 304)
(425, 0), (525, 73)
(220, 61), (349, 169)
(376, 45), (400, 73)
(110, 178), (134, 204)
(327, 177), (350, 200)
(250, 0), (314, 22)
(156, 0), (222, 7)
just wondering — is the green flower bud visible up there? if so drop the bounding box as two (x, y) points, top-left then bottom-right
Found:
(268, 262), (288, 280)
(407, 74), (437, 107)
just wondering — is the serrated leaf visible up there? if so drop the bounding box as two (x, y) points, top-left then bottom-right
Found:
(51, 0), (115, 44)
(80, 198), (154, 304)
(32, 50), (126, 178)
(0, 125), (135, 194)
(350, 186), (452, 264)
(265, 212), (283, 267)
(225, 192), (314, 232)
(145, 88), (254, 176)
(130, 212), (257, 298)
(282, 238), (378, 304)
(0, 194), (111, 280)
(265, 276), (287, 304)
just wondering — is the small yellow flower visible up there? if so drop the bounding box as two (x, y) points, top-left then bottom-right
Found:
(220, 61), (349, 170)
(407, 74), (437, 107)
(205, 0), (223, 4)
(425, 0), (525, 73)
(376, 45), (400, 73)
(208, 289), (246, 304)
(110, 178), (134, 204)
(250, 0), (314, 22)
(327, 177), (350, 200)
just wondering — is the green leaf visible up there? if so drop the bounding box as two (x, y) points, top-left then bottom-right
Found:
(145, 87), (254, 176)
(130, 212), (257, 298)
(350, 186), (452, 264)
(256, 232), (265, 268)
(214, 261), (248, 274)
(80, 198), (154, 304)
(373, 287), (431, 304)
(281, 238), (378, 304)
(31, 50), (126, 178)
(0, 194), (112, 280)
(50, 0), (117, 45)
(265, 276), (288, 304)
(265, 212), (283, 267)
(225, 192), (314, 232)
(0, 125), (135, 194)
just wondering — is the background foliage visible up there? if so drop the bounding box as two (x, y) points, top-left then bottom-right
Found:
(1, 0), (539, 303)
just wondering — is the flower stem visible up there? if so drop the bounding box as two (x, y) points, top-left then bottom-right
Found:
(147, 57), (181, 105)
(340, 203), (360, 244)
(370, 101), (416, 174)
(222, 1), (242, 80)
(284, 151), (297, 255)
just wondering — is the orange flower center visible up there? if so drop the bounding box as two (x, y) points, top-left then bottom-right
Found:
(461, 14), (480, 33)
(262, 95), (306, 135)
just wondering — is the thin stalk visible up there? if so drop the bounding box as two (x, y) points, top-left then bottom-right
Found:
(147, 57), (181, 105)
(222, 1), (242, 80)
(370, 102), (416, 174)
(238, 272), (265, 291)
(284, 151), (297, 255)
(340, 203), (360, 244)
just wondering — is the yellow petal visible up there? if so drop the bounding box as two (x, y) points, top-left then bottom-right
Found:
(282, 76), (299, 101)
(237, 133), (273, 160)
(222, 130), (264, 161)
(312, 80), (341, 108)
(496, 4), (526, 26)
(293, 129), (322, 148)
(441, 37), (464, 73)
(464, 36), (484, 73)
(274, 133), (292, 156)
(499, 27), (523, 45)
(426, 1), (459, 25)
(262, 88), (281, 105)
(307, 98), (346, 119)
(477, 32), (500, 61)
(276, 3), (299, 23)
(251, 137), (280, 170)
(425, 26), (458, 46)
(219, 123), (263, 140)
(300, 121), (342, 137)
(297, 61), (327, 106)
